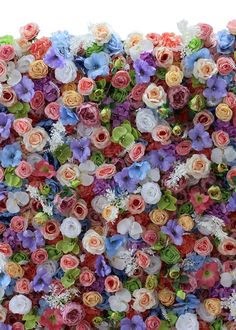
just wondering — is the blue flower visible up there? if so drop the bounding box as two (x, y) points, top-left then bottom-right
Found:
(60, 106), (79, 125)
(128, 161), (151, 181)
(105, 234), (126, 258)
(84, 52), (110, 79)
(51, 30), (73, 59)
(183, 48), (211, 73)
(172, 294), (200, 316)
(217, 30), (235, 54)
(183, 253), (206, 272)
(0, 272), (11, 289)
(104, 34), (124, 55)
(43, 46), (65, 69)
(0, 142), (22, 168)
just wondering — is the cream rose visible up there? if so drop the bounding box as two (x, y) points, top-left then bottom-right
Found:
(141, 182), (162, 204)
(132, 288), (157, 312)
(193, 58), (218, 83)
(186, 154), (211, 180)
(90, 23), (112, 44)
(55, 60), (77, 83)
(176, 313), (199, 330)
(82, 229), (105, 255)
(56, 163), (80, 187)
(142, 83), (167, 109)
(23, 127), (48, 152)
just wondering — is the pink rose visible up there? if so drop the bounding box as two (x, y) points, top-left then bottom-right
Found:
(41, 220), (60, 240)
(76, 320), (91, 330)
(79, 268), (96, 287)
(129, 143), (146, 162)
(95, 164), (116, 179)
(194, 236), (213, 256)
(30, 90), (44, 111)
(0, 86), (17, 107)
(20, 23), (40, 40)
(130, 83), (148, 101)
(71, 199), (88, 220)
(227, 20), (236, 35)
(224, 92), (236, 110)
(111, 70), (131, 88)
(168, 85), (190, 109)
(31, 248), (48, 264)
(0, 60), (7, 81)
(13, 118), (32, 136)
(128, 195), (145, 214)
(154, 46), (173, 68)
(15, 161), (33, 178)
(227, 167), (236, 187)
(91, 127), (110, 149)
(136, 250), (151, 268)
(62, 303), (85, 326)
(76, 102), (100, 126)
(143, 230), (158, 245)
(193, 110), (214, 129)
(218, 237), (236, 256)
(60, 254), (79, 271)
(78, 77), (95, 95)
(54, 195), (76, 216)
(222, 260), (236, 272)
(145, 316), (161, 330)
(15, 278), (31, 294)
(217, 57), (234, 75)
(104, 275), (122, 292)
(10, 216), (27, 233)
(0, 167), (4, 182)
(151, 125), (171, 144)
(44, 102), (60, 120)
(197, 23), (213, 40)
(0, 45), (15, 62)
(146, 33), (161, 46)
(176, 140), (192, 156)
(212, 130), (230, 148)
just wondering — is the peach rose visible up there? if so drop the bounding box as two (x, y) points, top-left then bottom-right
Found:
(41, 220), (60, 240)
(227, 167), (236, 188)
(0, 86), (17, 107)
(78, 77), (95, 95)
(82, 291), (103, 307)
(136, 251), (151, 268)
(154, 47), (173, 68)
(90, 23), (112, 44)
(104, 275), (122, 292)
(186, 154), (211, 180)
(102, 205), (118, 222)
(215, 103), (233, 121)
(151, 125), (171, 144)
(82, 229), (105, 255)
(158, 288), (175, 306)
(0, 45), (15, 62)
(194, 236), (213, 256)
(29, 37), (51, 60)
(204, 298), (221, 316)
(29, 60), (48, 79)
(142, 83), (167, 109)
(95, 164), (116, 179)
(217, 57), (235, 75)
(212, 130), (230, 148)
(0, 60), (7, 81)
(44, 102), (60, 120)
(0, 242), (12, 257)
(56, 163), (80, 187)
(6, 262), (24, 278)
(149, 209), (168, 225)
(15, 161), (33, 179)
(20, 23), (39, 40)
(30, 90), (45, 111)
(111, 70), (131, 89)
(218, 237), (236, 256)
(91, 127), (110, 149)
(227, 20), (236, 35)
(133, 288), (157, 312)
(178, 215), (194, 231)
(79, 268), (96, 287)
(146, 33), (161, 46)
(176, 140), (192, 156)
(31, 248), (48, 265)
(10, 216), (27, 233)
(128, 195), (145, 214)
(15, 278), (31, 294)
(193, 58), (218, 82)
(13, 118), (32, 136)
(72, 199), (88, 220)
(60, 254), (79, 271)
(129, 143), (146, 162)
(23, 127), (48, 152)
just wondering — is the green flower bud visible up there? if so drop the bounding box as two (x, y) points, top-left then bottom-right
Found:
(145, 275), (158, 290)
(33, 212), (49, 226)
(8, 102), (30, 118)
(188, 94), (206, 112)
(188, 37), (204, 52)
(111, 88), (128, 103)
(11, 252), (29, 265)
(0, 35), (14, 45)
(91, 151), (105, 166)
(44, 246), (62, 261)
(89, 89), (105, 102)
(160, 245), (181, 265)
(124, 278), (142, 293)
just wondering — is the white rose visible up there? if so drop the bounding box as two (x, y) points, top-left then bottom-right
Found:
(60, 217), (82, 238)
(9, 295), (32, 315)
(144, 255), (162, 274)
(124, 32), (143, 55)
(142, 83), (167, 109)
(77, 122), (94, 138)
(56, 163), (80, 187)
(186, 154), (211, 180)
(147, 168), (160, 182)
(82, 229), (105, 255)
(176, 313), (199, 330)
(136, 108), (157, 133)
(220, 272), (233, 287)
(132, 288), (157, 312)
(129, 39), (153, 61)
(91, 195), (109, 213)
(90, 23), (112, 45)
(55, 60), (77, 83)
(108, 247), (127, 270)
(23, 127), (48, 152)
(0, 252), (7, 272)
(141, 182), (161, 204)
(196, 303), (215, 323)
(16, 55), (35, 73)
(108, 289), (131, 312)
(193, 58), (218, 83)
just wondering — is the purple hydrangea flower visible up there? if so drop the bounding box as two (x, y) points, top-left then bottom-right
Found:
(203, 76), (227, 102)
(0, 113), (14, 140)
(188, 124), (212, 151)
(70, 137), (91, 163)
(95, 255), (111, 277)
(43, 47), (65, 69)
(226, 193), (236, 213)
(140, 51), (157, 67)
(93, 178), (111, 195)
(14, 76), (35, 102)
(112, 101), (130, 127)
(120, 315), (146, 330)
(31, 267), (52, 292)
(114, 168), (138, 193)
(147, 149), (175, 171)
(42, 81), (60, 102)
(133, 58), (156, 84)
(161, 219), (184, 245)
(17, 229), (45, 252)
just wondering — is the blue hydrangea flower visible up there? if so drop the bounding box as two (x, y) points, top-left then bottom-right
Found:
(51, 30), (73, 59)
(84, 52), (110, 79)
(60, 106), (79, 125)
(104, 34), (124, 55)
(0, 142), (22, 168)
(105, 234), (126, 258)
(217, 30), (235, 54)
(128, 161), (151, 181)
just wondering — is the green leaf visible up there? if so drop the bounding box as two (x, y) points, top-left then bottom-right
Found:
(167, 312), (177, 326)
(54, 144), (72, 164)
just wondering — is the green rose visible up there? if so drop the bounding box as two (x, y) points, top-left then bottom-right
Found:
(188, 94), (206, 112)
(8, 102), (30, 118)
(158, 190), (177, 211)
(54, 144), (72, 164)
(112, 120), (136, 148)
(39, 184), (51, 196)
(160, 245), (181, 265)
(45, 246), (62, 261)
(0, 35), (14, 45)
(89, 89), (105, 102)
(22, 311), (40, 330)
(177, 202), (194, 216)
(145, 275), (158, 290)
(111, 88), (128, 103)
(156, 67), (167, 80)
(91, 151), (105, 166)
(85, 43), (104, 56)
(210, 319), (223, 330)
(11, 252), (29, 265)
(56, 237), (79, 254)
(96, 78), (107, 89)
(124, 278), (142, 293)
(188, 37), (204, 52)
(61, 268), (80, 288)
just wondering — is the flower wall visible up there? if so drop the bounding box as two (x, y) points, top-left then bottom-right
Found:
(1, 20), (236, 330)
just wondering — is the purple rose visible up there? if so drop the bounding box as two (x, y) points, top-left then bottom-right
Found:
(168, 85), (190, 109)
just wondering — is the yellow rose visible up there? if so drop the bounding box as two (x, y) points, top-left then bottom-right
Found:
(215, 103), (233, 122)
(6, 262), (24, 278)
(204, 298), (222, 316)
(61, 82), (77, 93)
(165, 65), (183, 87)
(149, 209), (168, 226)
(62, 90), (83, 108)
(82, 291), (103, 307)
(158, 288), (175, 306)
(29, 60), (48, 79)
(178, 215), (194, 231)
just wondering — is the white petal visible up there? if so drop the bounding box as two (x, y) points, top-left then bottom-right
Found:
(129, 222), (143, 240)
(148, 168), (160, 182)
(6, 198), (20, 213)
(116, 289), (131, 303)
(14, 192), (29, 206)
(80, 173), (94, 186)
(117, 217), (133, 235)
(7, 69), (22, 86)
(108, 296), (128, 312)
(211, 148), (223, 164)
(79, 160), (96, 173)
(224, 146), (236, 163)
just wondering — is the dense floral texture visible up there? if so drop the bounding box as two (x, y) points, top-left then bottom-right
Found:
(1, 20), (236, 330)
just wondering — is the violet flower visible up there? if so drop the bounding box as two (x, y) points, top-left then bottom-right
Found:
(120, 315), (146, 330)
(203, 76), (227, 102)
(112, 101), (130, 127)
(70, 137), (91, 163)
(133, 58), (156, 84)
(31, 267), (52, 292)
(17, 229), (45, 252)
(147, 149), (175, 171)
(188, 124), (212, 151)
(43, 46), (65, 69)
(226, 193), (236, 213)
(161, 219), (184, 245)
(14, 76), (35, 102)
(95, 255), (111, 277)
(0, 113), (14, 140)
(114, 168), (138, 193)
